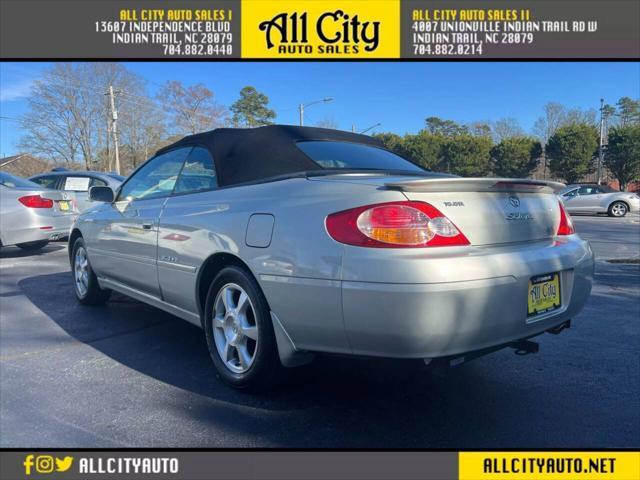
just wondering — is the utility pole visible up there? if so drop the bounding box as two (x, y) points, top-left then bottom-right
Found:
(298, 103), (304, 126)
(597, 98), (605, 185)
(107, 85), (121, 174)
(105, 94), (111, 172)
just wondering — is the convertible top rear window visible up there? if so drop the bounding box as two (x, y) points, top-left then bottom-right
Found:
(296, 141), (424, 173)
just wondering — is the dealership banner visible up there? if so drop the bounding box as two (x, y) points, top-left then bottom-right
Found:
(1, 0), (639, 59)
(1, 451), (639, 479)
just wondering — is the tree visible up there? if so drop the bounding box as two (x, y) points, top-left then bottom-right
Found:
(468, 121), (492, 138)
(18, 62), (163, 173)
(440, 134), (492, 176)
(119, 94), (166, 170)
(492, 118), (525, 142)
(84, 63), (167, 172)
(491, 137), (542, 178)
(19, 64), (91, 167)
(158, 80), (227, 135)
(402, 131), (445, 169)
(230, 86), (276, 127)
(603, 103), (616, 116)
(314, 116), (339, 130)
(546, 124), (599, 183)
(616, 97), (640, 126)
(564, 107), (597, 126)
(373, 132), (407, 156)
(604, 125), (640, 191)
(533, 102), (566, 145)
(424, 116), (468, 137)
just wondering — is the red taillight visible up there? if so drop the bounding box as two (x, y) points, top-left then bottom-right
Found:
(18, 195), (54, 209)
(557, 201), (575, 235)
(326, 201), (470, 248)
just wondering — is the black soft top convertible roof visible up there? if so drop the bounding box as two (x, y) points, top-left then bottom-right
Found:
(156, 125), (385, 187)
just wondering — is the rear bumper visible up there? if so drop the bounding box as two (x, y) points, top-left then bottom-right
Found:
(3, 214), (75, 246)
(341, 236), (594, 358)
(265, 236), (594, 360)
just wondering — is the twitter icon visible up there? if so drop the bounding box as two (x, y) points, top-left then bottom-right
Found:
(55, 456), (73, 472)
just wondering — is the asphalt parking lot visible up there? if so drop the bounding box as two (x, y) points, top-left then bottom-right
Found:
(1, 214), (639, 448)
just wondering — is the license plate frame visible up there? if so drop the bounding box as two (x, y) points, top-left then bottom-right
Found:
(527, 272), (561, 317)
(58, 200), (70, 211)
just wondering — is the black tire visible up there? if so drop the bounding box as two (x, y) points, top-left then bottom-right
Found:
(608, 201), (628, 217)
(204, 265), (286, 391)
(71, 237), (111, 306)
(16, 240), (49, 251)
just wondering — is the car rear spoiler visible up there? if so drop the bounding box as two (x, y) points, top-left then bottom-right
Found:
(384, 177), (566, 194)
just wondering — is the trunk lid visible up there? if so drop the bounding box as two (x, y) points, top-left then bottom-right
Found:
(310, 174), (565, 246)
(21, 188), (79, 215)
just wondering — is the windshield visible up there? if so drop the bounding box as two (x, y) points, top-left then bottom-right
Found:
(296, 141), (425, 173)
(0, 171), (42, 189)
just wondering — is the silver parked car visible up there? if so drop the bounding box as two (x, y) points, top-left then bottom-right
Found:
(560, 184), (640, 217)
(0, 171), (78, 251)
(69, 126), (594, 390)
(30, 170), (124, 212)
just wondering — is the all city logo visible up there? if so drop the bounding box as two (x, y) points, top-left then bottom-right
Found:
(23, 455), (73, 475)
(259, 10), (380, 54)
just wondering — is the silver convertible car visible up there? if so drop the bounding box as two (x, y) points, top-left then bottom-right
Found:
(559, 184), (640, 217)
(69, 126), (595, 389)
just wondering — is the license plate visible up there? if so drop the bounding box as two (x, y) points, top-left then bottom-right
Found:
(58, 201), (70, 211)
(528, 273), (561, 317)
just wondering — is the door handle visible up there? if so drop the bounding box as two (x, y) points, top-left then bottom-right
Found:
(141, 222), (154, 230)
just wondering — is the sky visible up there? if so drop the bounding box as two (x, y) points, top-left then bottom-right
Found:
(1, 61), (639, 157)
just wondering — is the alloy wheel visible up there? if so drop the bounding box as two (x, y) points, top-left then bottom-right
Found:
(611, 203), (627, 217)
(74, 246), (89, 297)
(212, 283), (259, 374)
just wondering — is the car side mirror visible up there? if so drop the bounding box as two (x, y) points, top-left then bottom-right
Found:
(89, 186), (115, 203)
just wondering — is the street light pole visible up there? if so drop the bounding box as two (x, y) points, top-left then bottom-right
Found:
(298, 97), (333, 126)
(360, 122), (382, 135)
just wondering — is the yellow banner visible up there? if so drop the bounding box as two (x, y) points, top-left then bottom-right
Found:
(459, 452), (640, 480)
(241, 0), (400, 58)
